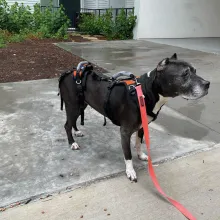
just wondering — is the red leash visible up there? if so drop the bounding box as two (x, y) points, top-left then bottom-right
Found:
(136, 84), (197, 220)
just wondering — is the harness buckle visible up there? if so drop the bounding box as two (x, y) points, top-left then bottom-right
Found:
(134, 77), (140, 86)
(76, 80), (82, 85)
(129, 85), (135, 90)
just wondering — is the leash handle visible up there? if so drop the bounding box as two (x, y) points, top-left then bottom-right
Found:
(135, 85), (197, 220)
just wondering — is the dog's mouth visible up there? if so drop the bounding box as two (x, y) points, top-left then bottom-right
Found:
(182, 90), (208, 100)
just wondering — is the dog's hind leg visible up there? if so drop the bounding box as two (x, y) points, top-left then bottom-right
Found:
(64, 104), (80, 150)
(135, 128), (148, 161)
(73, 103), (88, 137)
(120, 127), (137, 182)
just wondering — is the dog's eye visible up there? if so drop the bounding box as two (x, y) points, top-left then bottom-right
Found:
(190, 67), (196, 74)
(182, 70), (189, 77)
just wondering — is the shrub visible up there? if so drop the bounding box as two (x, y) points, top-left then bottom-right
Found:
(78, 13), (102, 35)
(7, 2), (33, 33)
(0, 30), (7, 47)
(101, 9), (114, 39)
(0, 0), (70, 46)
(78, 8), (137, 40)
(0, 0), (9, 31)
(114, 9), (136, 40)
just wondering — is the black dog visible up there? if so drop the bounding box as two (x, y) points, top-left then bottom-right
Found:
(59, 53), (210, 182)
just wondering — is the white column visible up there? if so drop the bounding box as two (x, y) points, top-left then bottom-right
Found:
(134, 0), (220, 39)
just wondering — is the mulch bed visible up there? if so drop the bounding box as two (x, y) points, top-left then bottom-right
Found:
(0, 36), (107, 83)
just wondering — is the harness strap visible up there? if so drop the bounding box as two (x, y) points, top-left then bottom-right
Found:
(82, 70), (90, 91)
(103, 81), (118, 125)
(148, 111), (157, 120)
(75, 69), (85, 125)
(73, 62), (94, 125)
(136, 84), (196, 220)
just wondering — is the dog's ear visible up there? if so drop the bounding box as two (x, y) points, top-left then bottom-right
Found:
(157, 58), (169, 71)
(170, 53), (177, 60)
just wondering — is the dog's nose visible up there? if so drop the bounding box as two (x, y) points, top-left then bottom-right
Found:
(203, 80), (210, 89)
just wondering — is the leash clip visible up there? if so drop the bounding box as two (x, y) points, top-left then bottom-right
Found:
(139, 96), (145, 107)
(76, 80), (81, 85)
(134, 77), (140, 86)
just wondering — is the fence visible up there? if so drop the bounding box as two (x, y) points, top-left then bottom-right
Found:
(39, 7), (134, 28)
(80, 8), (134, 17)
(40, 6), (60, 13)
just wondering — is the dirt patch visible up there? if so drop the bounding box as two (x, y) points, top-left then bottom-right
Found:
(0, 38), (107, 83)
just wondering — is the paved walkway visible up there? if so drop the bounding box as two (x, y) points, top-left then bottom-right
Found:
(147, 37), (220, 54)
(58, 40), (220, 134)
(1, 40), (220, 214)
(1, 146), (220, 220)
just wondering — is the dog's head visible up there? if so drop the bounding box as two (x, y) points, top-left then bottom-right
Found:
(155, 53), (210, 100)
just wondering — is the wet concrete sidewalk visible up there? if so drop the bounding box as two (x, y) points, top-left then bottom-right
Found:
(58, 40), (220, 134)
(1, 39), (220, 209)
(2, 146), (220, 220)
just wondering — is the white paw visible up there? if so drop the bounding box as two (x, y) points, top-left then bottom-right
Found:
(125, 160), (137, 182)
(138, 152), (148, 161)
(74, 130), (84, 137)
(70, 142), (80, 150)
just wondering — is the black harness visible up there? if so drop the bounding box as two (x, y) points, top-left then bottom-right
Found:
(103, 76), (159, 125)
(103, 77), (138, 125)
(59, 65), (160, 127)
(58, 63), (93, 126)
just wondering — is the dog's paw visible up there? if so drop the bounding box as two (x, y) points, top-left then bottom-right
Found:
(125, 160), (137, 182)
(74, 130), (84, 137)
(126, 168), (137, 182)
(70, 142), (80, 150)
(138, 152), (148, 161)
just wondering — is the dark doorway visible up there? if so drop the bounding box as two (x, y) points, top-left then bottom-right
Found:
(59, 0), (80, 28)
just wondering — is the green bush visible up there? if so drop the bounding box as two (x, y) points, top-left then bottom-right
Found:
(0, 30), (7, 47)
(0, 0), (9, 31)
(78, 8), (137, 40)
(7, 3), (33, 33)
(0, 0), (70, 46)
(114, 9), (136, 39)
(78, 13), (102, 35)
(101, 10), (114, 39)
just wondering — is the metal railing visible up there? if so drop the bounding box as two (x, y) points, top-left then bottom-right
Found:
(74, 8), (134, 28)
(40, 6), (60, 12)
(39, 7), (134, 29)
(80, 7), (134, 17)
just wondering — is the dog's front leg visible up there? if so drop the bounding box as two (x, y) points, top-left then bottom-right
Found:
(120, 127), (137, 182)
(135, 128), (148, 161)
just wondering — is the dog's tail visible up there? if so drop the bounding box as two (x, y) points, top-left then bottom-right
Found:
(58, 70), (73, 111)
(57, 92), (64, 111)
(103, 117), (107, 126)
(60, 96), (64, 111)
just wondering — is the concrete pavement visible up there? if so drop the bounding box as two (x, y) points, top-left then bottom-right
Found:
(1, 145), (220, 220)
(0, 78), (219, 208)
(57, 40), (220, 134)
(1, 39), (220, 213)
(147, 38), (220, 54)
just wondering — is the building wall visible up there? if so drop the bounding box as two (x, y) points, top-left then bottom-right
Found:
(110, 0), (124, 8)
(134, 0), (220, 39)
(99, 0), (109, 8)
(6, 0), (59, 10)
(81, 0), (134, 9)
(125, 0), (134, 8)
(41, 0), (59, 7)
(6, 0), (39, 10)
(82, 0), (97, 8)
